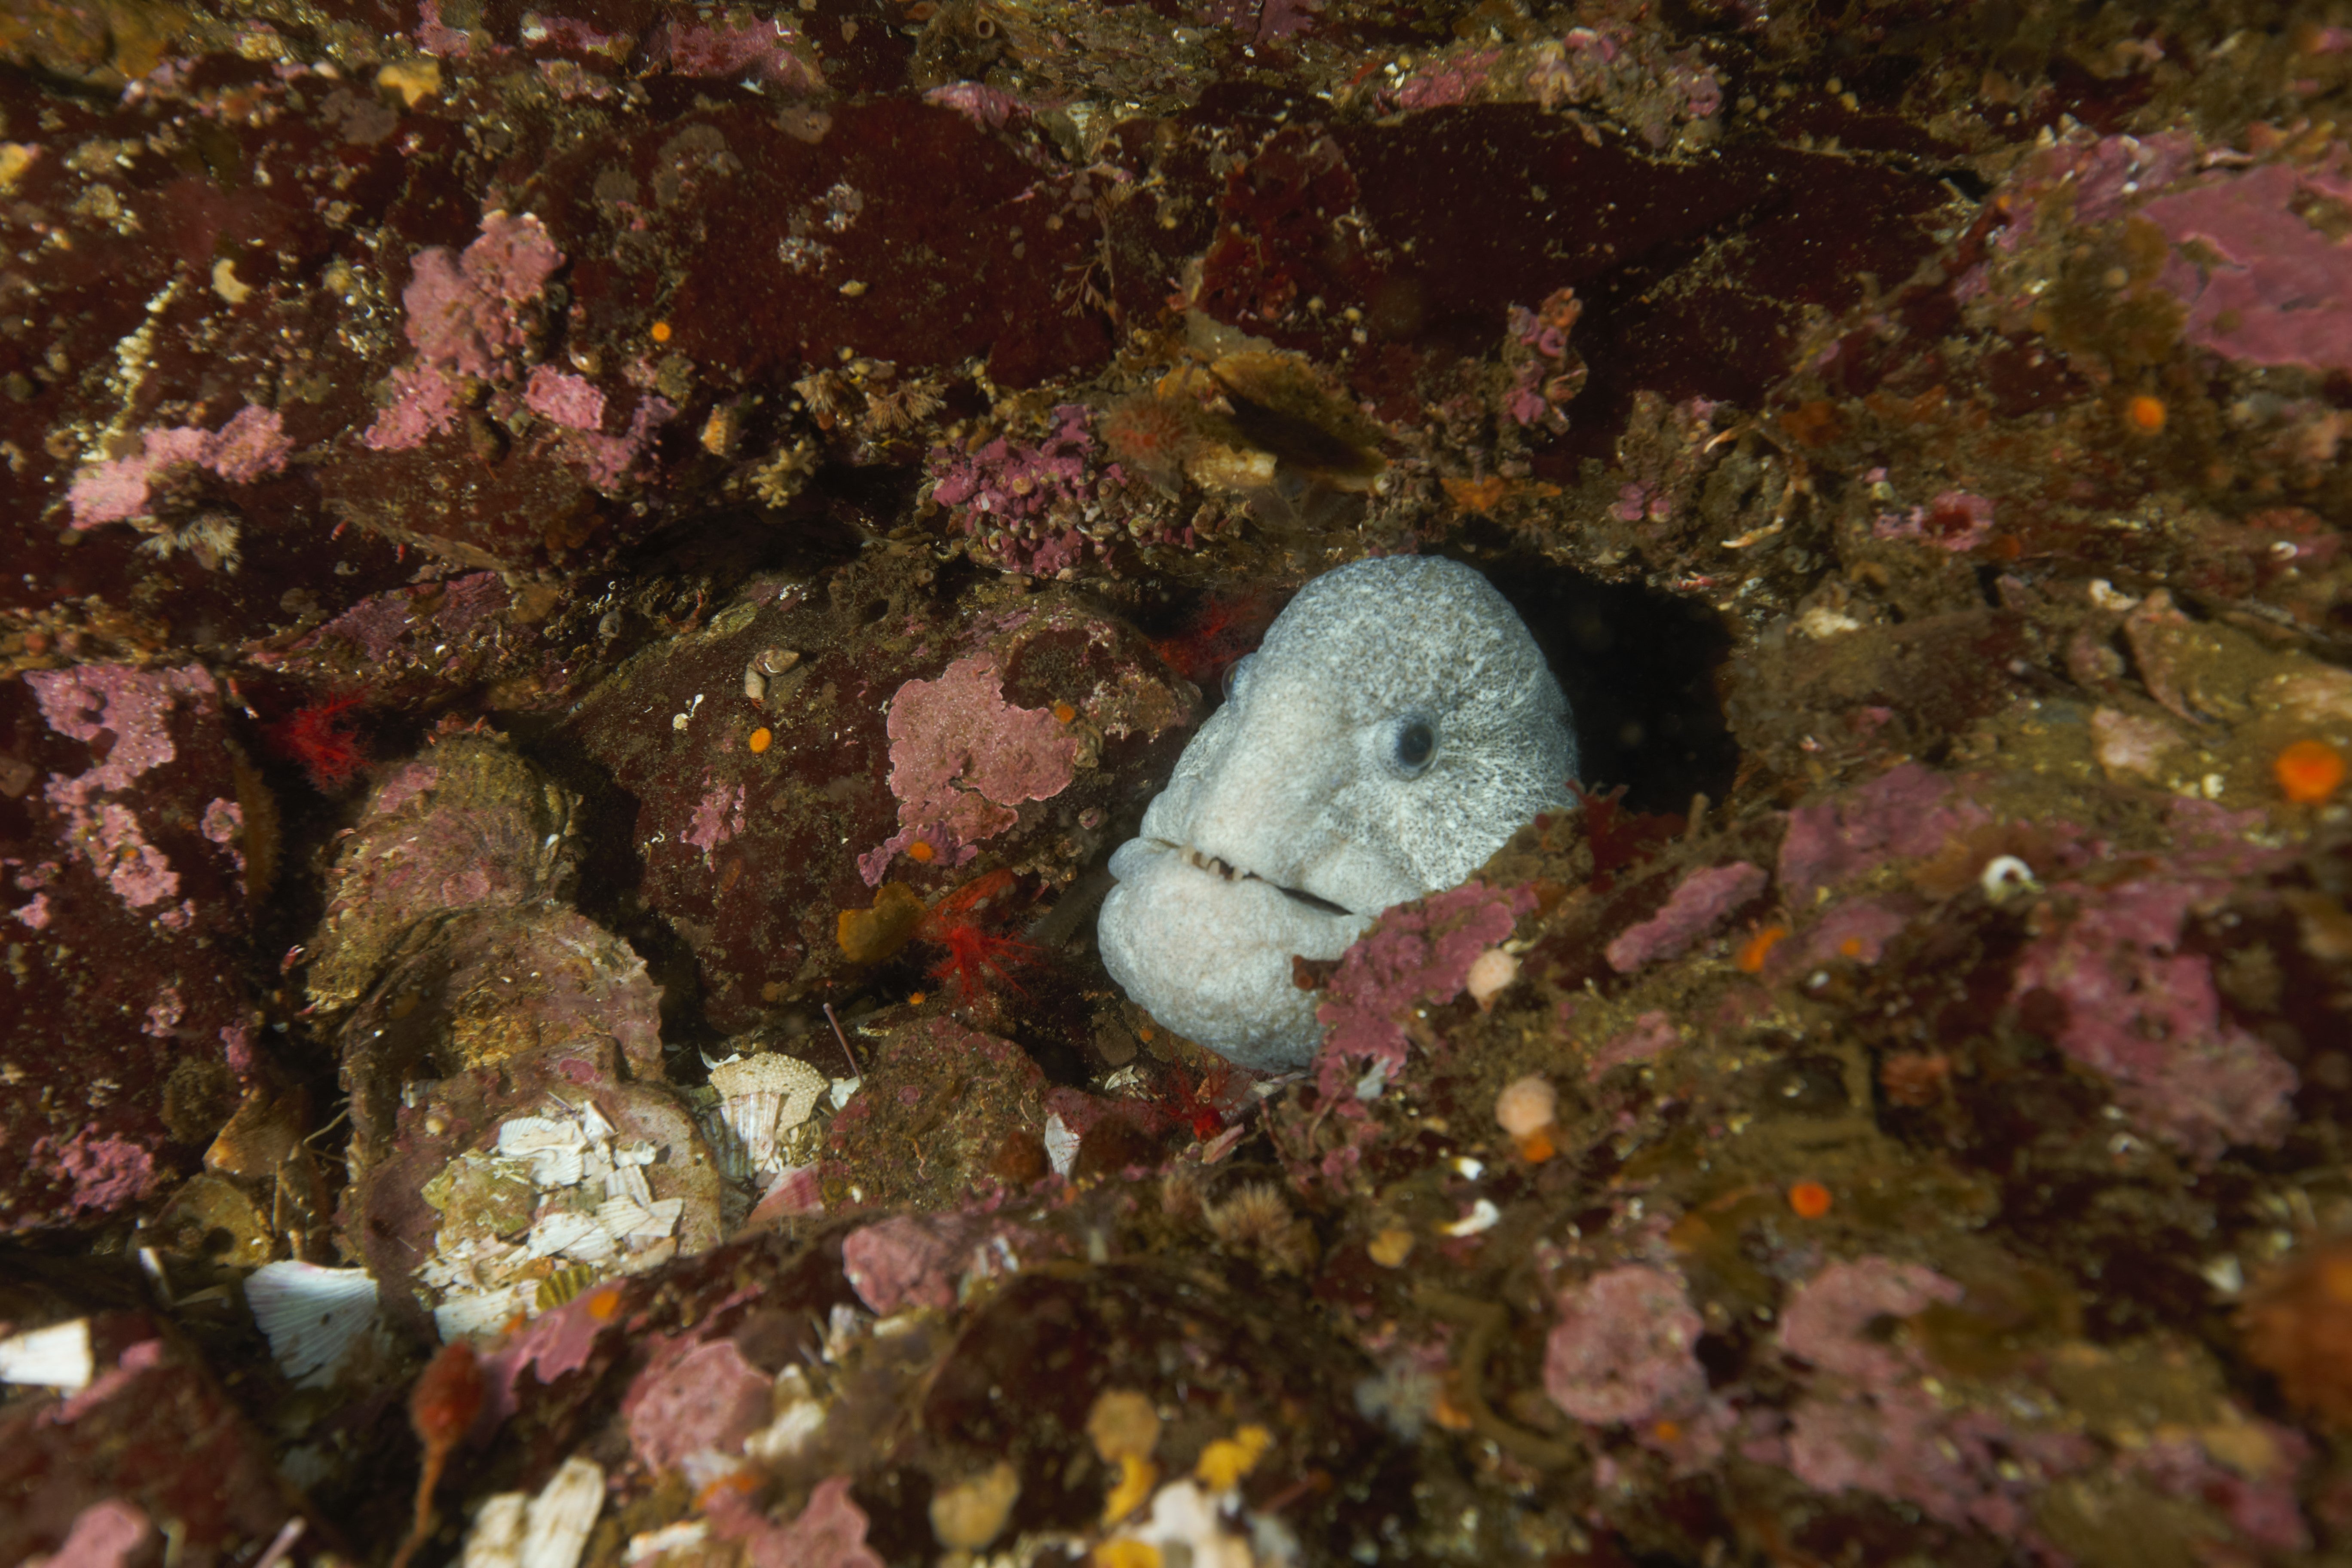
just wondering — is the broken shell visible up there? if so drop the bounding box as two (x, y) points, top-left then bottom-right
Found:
(706, 1053), (828, 1181)
(246, 1261), (381, 1382)
(0, 1317), (94, 1392)
(756, 647), (801, 676)
(461, 1456), (604, 1568)
(423, 1097), (689, 1340)
(495, 1115), (587, 1187)
(434, 1283), (526, 1342)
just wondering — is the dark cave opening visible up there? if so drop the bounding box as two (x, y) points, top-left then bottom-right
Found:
(1468, 550), (1743, 819)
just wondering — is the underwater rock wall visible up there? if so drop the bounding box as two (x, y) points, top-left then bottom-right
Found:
(2, 0), (2351, 1564)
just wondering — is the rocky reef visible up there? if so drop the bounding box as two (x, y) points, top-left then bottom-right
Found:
(3, 0), (2351, 1564)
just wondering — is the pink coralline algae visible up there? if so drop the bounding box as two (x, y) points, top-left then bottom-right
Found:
(1584, 1009), (1679, 1078)
(2142, 152), (2352, 373)
(564, 394), (675, 490)
(625, 1338), (773, 1475)
(1776, 763), (1990, 897)
(1873, 489), (1995, 553)
(840, 1213), (982, 1314)
(65, 404), (292, 527)
(859, 657), (1079, 883)
(2011, 874), (2296, 1163)
(34, 1130), (162, 1215)
(2127, 1428), (2311, 1554)
(28, 664), (215, 918)
(404, 211), (564, 375)
(200, 798), (245, 872)
(710, 1475), (885, 1568)
(36, 1499), (154, 1568)
(1605, 860), (1767, 973)
(1543, 1265), (1708, 1427)
(28, 664), (211, 791)
(1315, 883), (1536, 1102)
(524, 364), (605, 431)
(522, 365), (674, 488)
(923, 81), (1029, 129)
(1994, 129), (2196, 241)
(1774, 1256), (2094, 1544)
(683, 779), (746, 862)
(365, 211), (565, 450)
(475, 1286), (620, 1425)
(1790, 897), (1911, 968)
(927, 405), (1123, 577)
(653, 17), (827, 91)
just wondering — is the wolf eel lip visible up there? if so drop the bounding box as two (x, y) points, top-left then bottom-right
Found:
(1167, 841), (1357, 919)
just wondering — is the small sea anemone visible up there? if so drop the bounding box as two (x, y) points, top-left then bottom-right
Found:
(268, 693), (369, 789)
(1465, 946), (1519, 1008)
(1100, 389), (1203, 493)
(1494, 1073), (1558, 1162)
(1202, 1182), (1313, 1272)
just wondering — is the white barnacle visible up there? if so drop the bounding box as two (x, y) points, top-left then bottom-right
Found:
(704, 1052), (828, 1182)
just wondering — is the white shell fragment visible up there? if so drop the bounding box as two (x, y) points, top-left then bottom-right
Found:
(1440, 1198), (1502, 1237)
(420, 1096), (686, 1341)
(246, 1261), (381, 1382)
(0, 1317), (95, 1392)
(462, 1457), (605, 1568)
(462, 1495), (527, 1568)
(705, 1053), (828, 1182)
(625, 1522), (710, 1564)
(496, 1117), (588, 1188)
(1043, 1112), (1080, 1179)
(527, 1210), (611, 1262)
(433, 1283), (525, 1343)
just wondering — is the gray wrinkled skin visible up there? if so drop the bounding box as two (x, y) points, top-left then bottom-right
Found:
(1097, 556), (1577, 1072)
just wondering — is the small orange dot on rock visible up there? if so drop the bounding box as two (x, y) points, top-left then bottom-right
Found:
(1052, 701), (1078, 724)
(2276, 738), (2346, 804)
(747, 726), (772, 753)
(2126, 393), (2167, 432)
(650, 320), (672, 343)
(1788, 1180), (1833, 1219)
(1736, 924), (1789, 973)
